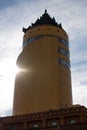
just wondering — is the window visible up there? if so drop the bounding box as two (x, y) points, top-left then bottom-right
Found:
(58, 37), (69, 48)
(33, 124), (39, 128)
(51, 121), (57, 127)
(23, 34), (69, 49)
(70, 119), (76, 124)
(59, 58), (70, 69)
(58, 47), (70, 59)
(23, 35), (44, 48)
(23, 40), (28, 48)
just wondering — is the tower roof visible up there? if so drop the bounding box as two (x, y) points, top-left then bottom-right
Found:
(23, 10), (62, 33)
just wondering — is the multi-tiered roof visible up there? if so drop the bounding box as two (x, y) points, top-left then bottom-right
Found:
(23, 10), (62, 33)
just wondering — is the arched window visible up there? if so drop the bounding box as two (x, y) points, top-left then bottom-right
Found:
(51, 120), (57, 127)
(70, 119), (76, 124)
(33, 124), (39, 128)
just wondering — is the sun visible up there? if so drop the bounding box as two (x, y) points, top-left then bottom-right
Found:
(13, 65), (21, 75)
(0, 61), (21, 78)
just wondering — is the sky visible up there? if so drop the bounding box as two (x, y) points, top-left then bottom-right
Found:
(0, 0), (87, 116)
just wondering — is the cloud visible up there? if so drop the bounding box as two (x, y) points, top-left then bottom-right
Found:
(0, 108), (12, 117)
(73, 85), (87, 107)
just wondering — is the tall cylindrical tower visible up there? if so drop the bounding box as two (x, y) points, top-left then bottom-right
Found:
(13, 10), (72, 115)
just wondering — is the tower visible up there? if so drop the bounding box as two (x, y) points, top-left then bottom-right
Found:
(13, 10), (72, 115)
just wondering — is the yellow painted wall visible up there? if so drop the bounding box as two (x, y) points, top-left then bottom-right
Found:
(13, 25), (72, 115)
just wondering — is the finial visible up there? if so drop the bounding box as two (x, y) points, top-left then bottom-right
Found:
(45, 9), (47, 13)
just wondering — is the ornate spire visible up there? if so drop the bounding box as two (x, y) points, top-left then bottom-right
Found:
(23, 10), (62, 33)
(45, 9), (47, 13)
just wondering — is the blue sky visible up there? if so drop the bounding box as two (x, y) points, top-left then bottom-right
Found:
(0, 0), (17, 9)
(0, 0), (87, 116)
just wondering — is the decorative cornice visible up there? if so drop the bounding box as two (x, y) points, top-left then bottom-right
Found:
(1, 106), (87, 121)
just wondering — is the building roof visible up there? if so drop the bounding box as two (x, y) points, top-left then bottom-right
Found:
(1, 106), (87, 130)
(23, 9), (62, 33)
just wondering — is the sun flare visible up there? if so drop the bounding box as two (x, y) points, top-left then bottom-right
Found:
(3, 65), (19, 77)
(14, 65), (21, 75)
(0, 60), (21, 79)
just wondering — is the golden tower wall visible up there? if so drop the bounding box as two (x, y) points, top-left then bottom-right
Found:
(13, 25), (72, 115)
